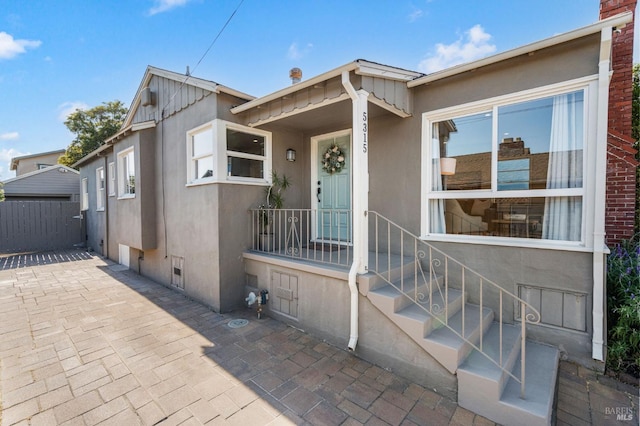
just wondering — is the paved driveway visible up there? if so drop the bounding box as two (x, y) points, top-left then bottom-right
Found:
(0, 251), (494, 425)
(0, 250), (636, 425)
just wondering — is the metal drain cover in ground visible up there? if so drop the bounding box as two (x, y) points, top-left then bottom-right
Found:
(227, 319), (249, 328)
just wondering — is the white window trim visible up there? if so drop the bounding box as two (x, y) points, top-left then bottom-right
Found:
(186, 119), (272, 186)
(81, 177), (89, 211)
(420, 76), (598, 250)
(186, 122), (215, 185)
(117, 147), (135, 199)
(96, 167), (105, 211)
(108, 162), (115, 197)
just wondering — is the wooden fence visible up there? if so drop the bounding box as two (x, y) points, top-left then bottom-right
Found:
(0, 201), (82, 254)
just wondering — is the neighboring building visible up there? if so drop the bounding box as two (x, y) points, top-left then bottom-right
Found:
(2, 165), (80, 201)
(9, 149), (65, 177)
(75, 3), (636, 425)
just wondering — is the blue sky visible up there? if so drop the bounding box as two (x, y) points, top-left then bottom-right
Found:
(0, 0), (631, 180)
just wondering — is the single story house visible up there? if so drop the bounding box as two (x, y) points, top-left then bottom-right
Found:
(75, 2), (637, 424)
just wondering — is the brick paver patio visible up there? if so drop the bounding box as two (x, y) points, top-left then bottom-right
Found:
(0, 250), (637, 425)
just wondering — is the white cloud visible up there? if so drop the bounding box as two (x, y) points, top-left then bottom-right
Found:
(287, 42), (313, 60)
(148, 0), (191, 15)
(408, 9), (424, 22)
(0, 147), (28, 181)
(0, 132), (19, 141)
(418, 24), (496, 74)
(0, 32), (41, 60)
(57, 101), (89, 122)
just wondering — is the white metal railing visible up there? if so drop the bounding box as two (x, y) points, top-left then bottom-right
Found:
(368, 211), (541, 399)
(249, 208), (352, 266)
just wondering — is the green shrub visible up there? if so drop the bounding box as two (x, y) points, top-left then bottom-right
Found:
(606, 234), (640, 377)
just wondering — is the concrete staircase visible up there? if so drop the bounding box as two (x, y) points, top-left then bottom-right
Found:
(359, 257), (559, 426)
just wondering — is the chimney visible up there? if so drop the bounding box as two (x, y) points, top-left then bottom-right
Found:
(599, 0), (638, 244)
(289, 67), (302, 84)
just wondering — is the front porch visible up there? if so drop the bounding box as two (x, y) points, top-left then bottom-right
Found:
(245, 208), (559, 425)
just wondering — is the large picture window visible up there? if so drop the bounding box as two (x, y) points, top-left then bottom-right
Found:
(424, 86), (586, 243)
(117, 147), (135, 198)
(186, 120), (271, 185)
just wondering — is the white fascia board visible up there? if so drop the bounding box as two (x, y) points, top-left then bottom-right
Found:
(246, 93), (351, 127)
(217, 85), (255, 101)
(231, 60), (423, 115)
(73, 120), (156, 168)
(231, 62), (360, 115)
(408, 11), (633, 88)
(2, 164), (79, 184)
(131, 120), (156, 132)
(355, 61), (423, 81)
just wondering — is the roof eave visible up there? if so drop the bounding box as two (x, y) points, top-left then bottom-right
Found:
(72, 120), (156, 168)
(408, 11), (633, 88)
(231, 59), (423, 115)
(231, 62), (359, 115)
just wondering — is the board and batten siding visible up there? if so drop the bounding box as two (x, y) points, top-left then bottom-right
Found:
(131, 75), (214, 125)
(0, 201), (82, 253)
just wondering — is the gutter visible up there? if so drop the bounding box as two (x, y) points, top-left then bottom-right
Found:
(591, 26), (614, 362)
(342, 70), (370, 351)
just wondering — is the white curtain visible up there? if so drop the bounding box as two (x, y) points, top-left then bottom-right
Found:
(430, 123), (447, 233)
(542, 93), (582, 241)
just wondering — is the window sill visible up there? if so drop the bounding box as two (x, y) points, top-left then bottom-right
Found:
(421, 233), (593, 253)
(117, 194), (135, 200)
(96, 208), (105, 212)
(186, 178), (269, 188)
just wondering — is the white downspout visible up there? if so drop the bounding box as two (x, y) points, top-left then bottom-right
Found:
(342, 70), (369, 351)
(592, 27), (613, 361)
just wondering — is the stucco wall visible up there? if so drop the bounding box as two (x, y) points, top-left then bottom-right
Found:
(79, 158), (108, 255)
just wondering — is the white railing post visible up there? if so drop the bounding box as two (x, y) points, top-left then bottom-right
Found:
(521, 301), (526, 399)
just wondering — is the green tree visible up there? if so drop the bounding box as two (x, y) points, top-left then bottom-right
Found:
(0, 182), (4, 202)
(58, 101), (128, 168)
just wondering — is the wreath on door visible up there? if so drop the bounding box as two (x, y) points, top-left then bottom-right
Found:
(321, 144), (345, 174)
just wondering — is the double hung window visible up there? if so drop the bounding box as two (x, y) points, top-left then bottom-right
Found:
(423, 85), (586, 243)
(117, 148), (135, 198)
(96, 167), (105, 211)
(81, 178), (88, 211)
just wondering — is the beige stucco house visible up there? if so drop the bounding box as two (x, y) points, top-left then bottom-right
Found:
(75, 6), (637, 425)
(9, 149), (65, 177)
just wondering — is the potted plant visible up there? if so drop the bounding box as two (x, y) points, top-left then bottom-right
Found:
(258, 171), (291, 250)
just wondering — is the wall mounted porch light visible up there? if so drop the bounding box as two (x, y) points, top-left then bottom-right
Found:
(286, 148), (296, 162)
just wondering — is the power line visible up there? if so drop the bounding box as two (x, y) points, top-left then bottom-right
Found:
(162, 0), (245, 113)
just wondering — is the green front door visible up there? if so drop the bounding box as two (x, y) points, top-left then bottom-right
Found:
(316, 133), (351, 242)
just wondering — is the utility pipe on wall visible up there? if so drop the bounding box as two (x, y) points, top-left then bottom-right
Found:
(592, 26), (613, 361)
(342, 71), (369, 351)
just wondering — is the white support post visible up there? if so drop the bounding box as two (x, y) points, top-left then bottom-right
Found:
(352, 89), (369, 274)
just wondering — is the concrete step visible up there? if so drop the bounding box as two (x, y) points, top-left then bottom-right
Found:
(391, 290), (464, 340)
(359, 254), (416, 295)
(368, 282), (461, 318)
(457, 322), (522, 401)
(422, 303), (494, 373)
(458, 339), (559, 426)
